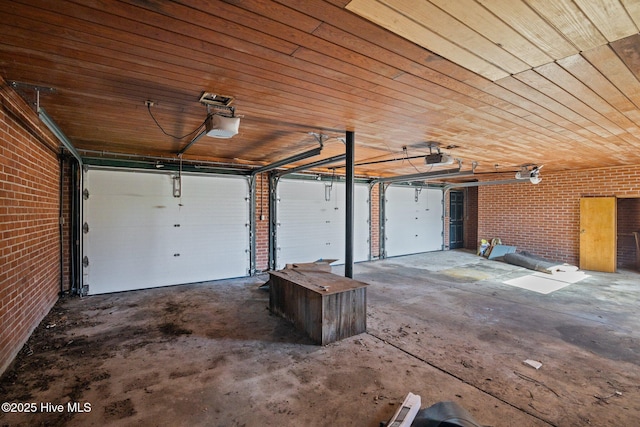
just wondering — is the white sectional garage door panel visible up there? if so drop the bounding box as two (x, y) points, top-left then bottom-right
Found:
(385, 186), (443, 257)
(83, 169), (249, 294)
(276, 179), (369, 269)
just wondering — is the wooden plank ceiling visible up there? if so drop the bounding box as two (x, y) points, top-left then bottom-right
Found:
(1, 0), (640, 178)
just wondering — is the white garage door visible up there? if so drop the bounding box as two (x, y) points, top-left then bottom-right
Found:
(384, 185), (443, 257)
(276, 179), (369, 269)
(83, 169), (250, 294)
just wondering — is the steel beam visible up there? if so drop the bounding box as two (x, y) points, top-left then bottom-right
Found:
(443, 178), (527, 191)
(38, 107), (82, 165)
(277, 153), (346, 177)
(251, 146), (322, 176)
(373, 168), (474, 184)
(345, 131), (354, 278)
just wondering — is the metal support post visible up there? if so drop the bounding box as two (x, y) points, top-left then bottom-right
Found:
(345, 131), (354, 278)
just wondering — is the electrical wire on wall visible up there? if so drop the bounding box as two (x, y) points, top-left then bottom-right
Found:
(147, 102), (207, 140)
(403, 145), (433, 174)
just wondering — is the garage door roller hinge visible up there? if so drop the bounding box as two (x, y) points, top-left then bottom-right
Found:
(83, 222), (89, 234)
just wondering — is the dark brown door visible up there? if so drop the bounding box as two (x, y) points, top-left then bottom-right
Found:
(450, 191), (464, 249)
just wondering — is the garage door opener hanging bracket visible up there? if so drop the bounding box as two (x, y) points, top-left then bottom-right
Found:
(173, 155), (183, 199)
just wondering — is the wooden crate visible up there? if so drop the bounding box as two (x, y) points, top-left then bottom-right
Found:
(268, 270), (368, 345)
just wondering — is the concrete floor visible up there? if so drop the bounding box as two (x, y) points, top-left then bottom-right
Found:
(1, 250), (638, 426)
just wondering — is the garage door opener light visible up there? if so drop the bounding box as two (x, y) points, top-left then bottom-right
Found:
(200, 92), (240, 139)
(515, 165), (543, 184)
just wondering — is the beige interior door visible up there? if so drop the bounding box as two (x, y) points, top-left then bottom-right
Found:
(580, 197), (617, 272)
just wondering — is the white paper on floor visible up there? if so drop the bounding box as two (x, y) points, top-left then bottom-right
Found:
(503, 270), (590, 294)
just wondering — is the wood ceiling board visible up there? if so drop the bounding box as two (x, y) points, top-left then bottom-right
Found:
(536, 61), (640, 138)
(382, 0), (531, 74)
(170, 0), (405, 81)
(522, 65), (629, 137)
(91, 0), (303, 56)
(291, 48), (454, 112)
(621, 0), (640, 27)
(4, 0), (640, 176)
(572, 0), (638, 42)
(611, 34), (640, 82)
(490, 78), (595, 144)
(193, 0), (323, 34)
(40, 1), (312, 96)
(290, 0), (451, 67)
(505, 72), (614, 139)
(0, 15), (275, 107)
(3, 10), (266, 89)
(3, 33), (440, 149)
(394, 71), (595, 147)
(0, 29), (217, 99)
(430, 0), (553, 68)
(285, 0), (491, 86)
(582, 44), (640, 110)
(465, 73), (595, 139)
(525, 0), (607, 51)
(309, 22), (480, 97)
(476, 0), (578, 60)
(345, 0), (509, 81)
(556, 53), (640, 116)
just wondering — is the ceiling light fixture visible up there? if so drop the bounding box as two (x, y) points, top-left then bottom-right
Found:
(515, 165), (543, 184)
(425, 152), (455, 165)
(204, 114), (240, 138)
(424, 144), (455, 166)
(200, 92), (240, 139)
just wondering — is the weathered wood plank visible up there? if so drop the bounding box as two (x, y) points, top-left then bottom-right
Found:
(346, 0), (509, 81)
(519, 67), (625, 138)
(582, 44), (640, 109)
(431, 0), (552, 68)
(611, 34), (640, 83)
(557, 53), (639, 115)
(476, 0), (578, 60)
(526, 0), (607, 51)
(536, 61), (640, 139)
(621, 0), (640, 28)
(268, 270), (368, 345)
(572, 0), (638, 42)
(382, 0), (530, 74)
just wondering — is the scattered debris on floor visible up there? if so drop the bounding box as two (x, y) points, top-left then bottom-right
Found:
(1, 251), (638, 426)
(381, 394), (483, 427)
(524, 359), (543, 370)
(503, 251), (578, 275)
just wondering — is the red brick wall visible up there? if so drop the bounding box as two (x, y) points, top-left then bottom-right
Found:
(0, 84), (61, 375)
(254, 173), (270, 272)
(464, 187), (479, 251)
(478, 166), (640, 266)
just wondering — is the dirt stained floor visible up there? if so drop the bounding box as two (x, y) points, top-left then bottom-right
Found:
(0, 250), (638, 426)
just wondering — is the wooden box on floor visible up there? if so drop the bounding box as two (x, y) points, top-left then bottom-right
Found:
(268, 269), (368, 345)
